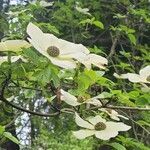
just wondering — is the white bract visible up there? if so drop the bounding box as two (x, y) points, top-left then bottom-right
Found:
(60, 89), (102, 107)
(0, 40), (31, 52)
(114, 65), (150, 83)
(75, 5), (91, 16)
(30, 0), (54, 7)
(6, 9), (28, 17)
(99, 108), (128, 121)
(0, 55), (27, 65)
(39, 1), (54, 7)
(73, 113), (131, 140)
(27, 23), (108, 69)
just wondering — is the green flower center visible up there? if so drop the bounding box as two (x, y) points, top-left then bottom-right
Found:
(77, 96), (86, 103)
(147, 76), (150, 82)
(47, 46), (60, 57)
(94, 122), (106, 131)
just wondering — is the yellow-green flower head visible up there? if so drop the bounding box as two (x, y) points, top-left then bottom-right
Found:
(0, 40), (31, 52)
(27, 22), (108, 69)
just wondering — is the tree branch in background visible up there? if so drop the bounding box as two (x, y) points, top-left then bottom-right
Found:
(107, 33), (119, 59)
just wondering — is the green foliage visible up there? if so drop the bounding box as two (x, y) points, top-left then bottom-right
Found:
(80, 17), (104, 29)
(31, 130), (95, 150)
(109, 142), (126, 150)
(117, 136), (150, 150)
(3, 132), (19, 145)
(76, 70), (102, 94)
(0, 0), (149, 149)
(0, 125), (19, 145)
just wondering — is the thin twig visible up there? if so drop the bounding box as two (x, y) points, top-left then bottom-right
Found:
(86, 105), (150, 111)
(129, 111), (139, 140)
(120, 110), (150, 135)
(107, 33), (119, 59)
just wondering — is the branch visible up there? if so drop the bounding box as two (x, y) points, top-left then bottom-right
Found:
(0, 71), (60, 117)
(107, 33), (119, 59)
(0, 96), (59, 117)
(103, 105), (150, 111)
(87, 105), (150, 111)
(8, 85), (43, 92)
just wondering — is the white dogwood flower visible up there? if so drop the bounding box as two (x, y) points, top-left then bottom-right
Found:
(99, 108), (128, 121)
(0, 55), (27, 65)
(0, 40), (31, 52)
(27, 23), (107, 69)
(114, 65), (150, 83)
(73, 113), (131, 140)
(60, 89), (102, 107)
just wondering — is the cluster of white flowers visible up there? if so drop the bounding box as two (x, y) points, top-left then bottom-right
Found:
(60, 89), (131, 140)
(0, 22), (134, 141)
(26, 23), (108, 69)
(0, 23), (107, 69)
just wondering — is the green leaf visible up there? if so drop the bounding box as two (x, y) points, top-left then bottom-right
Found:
(117, 136), (150, 150)
(97, 76), (114, 88)
(33, 64), (59, 86)
(109, 142), (126, 150)
(128, 34), (136, 45)
(51, 71), (60, 88)
(113, 14), (126, 19)
(93, 21), (104, 29)
(47, 95), (56, 103)
(33, 65), (52, 85)
(39, 23), (60, 34)
(137, 120), (150, 127)
(96, 92), (113, 99)
(128, 91), (140, 100)
(23, 48), (40, 64)
(79, 18), (92, 25)
(118, 93), (135, 107)
(135, 94), (150, 105)
(76, 69), (105, 93)
(0, 125), (5, 134)
(112, 91), (136, 106)
(3, 132), (19, 144)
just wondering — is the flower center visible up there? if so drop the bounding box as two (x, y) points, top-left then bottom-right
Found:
(77, 96), (85, 103)
(94, 122), (106, 131)
(47, 46), (60, 57)
(147, 75), (150, 82)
